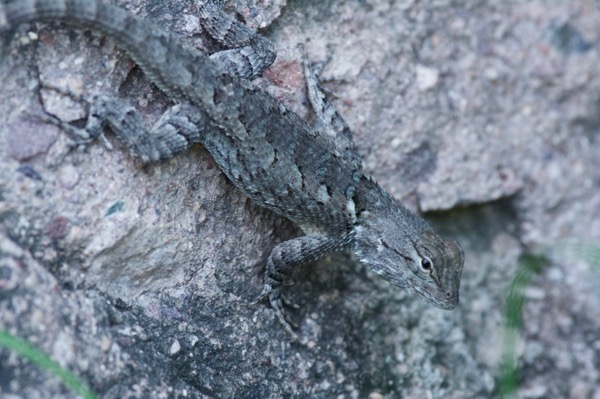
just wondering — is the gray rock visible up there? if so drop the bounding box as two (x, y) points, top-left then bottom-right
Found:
(1, 0), (599, 397)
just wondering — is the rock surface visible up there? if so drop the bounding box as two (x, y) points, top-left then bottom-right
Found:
(1, 0), (599, 398)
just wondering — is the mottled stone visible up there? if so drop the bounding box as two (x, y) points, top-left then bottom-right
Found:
(1, 0), (599, 398)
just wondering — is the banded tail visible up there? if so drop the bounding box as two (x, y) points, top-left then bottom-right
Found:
(0, 0), (220, 103)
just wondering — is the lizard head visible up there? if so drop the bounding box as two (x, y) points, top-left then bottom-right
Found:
(353, 200), (464, 309)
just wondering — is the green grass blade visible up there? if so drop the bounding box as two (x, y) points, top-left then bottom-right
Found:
(499, 254), (548, 399)
(0, 330), (97, 399)
(499, 240), (600, 398)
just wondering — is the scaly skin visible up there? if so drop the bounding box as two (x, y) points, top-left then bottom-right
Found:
(0, 0), (464, 334)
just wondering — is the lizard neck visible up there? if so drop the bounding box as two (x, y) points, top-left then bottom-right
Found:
(352, 176), (432, 244)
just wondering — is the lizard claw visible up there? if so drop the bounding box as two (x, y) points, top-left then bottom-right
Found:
(28, 111), (94, 144)
(280, 295), (300, 310)
(253, 283), (300, 339)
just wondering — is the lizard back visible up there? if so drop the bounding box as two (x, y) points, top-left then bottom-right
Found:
(0, 0), (365, 237)
(1, 0), (465, 319)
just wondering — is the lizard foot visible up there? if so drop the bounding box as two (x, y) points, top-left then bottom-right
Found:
(253, 284), (300, 339)
(28, 111), (94, 145)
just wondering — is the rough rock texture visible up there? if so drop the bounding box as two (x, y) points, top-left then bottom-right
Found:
(1, 0), (599, 398)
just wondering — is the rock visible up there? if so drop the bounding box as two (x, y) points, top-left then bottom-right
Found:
(1, 0), (599, 398)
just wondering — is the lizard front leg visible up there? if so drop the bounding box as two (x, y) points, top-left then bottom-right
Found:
(259, 234), (351, 336)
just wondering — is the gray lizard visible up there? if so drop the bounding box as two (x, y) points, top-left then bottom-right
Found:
(0, 0), (464, 334)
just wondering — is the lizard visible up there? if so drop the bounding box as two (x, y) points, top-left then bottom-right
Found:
(0, 0), (465, 335)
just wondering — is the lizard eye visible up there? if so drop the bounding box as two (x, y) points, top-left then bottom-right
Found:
(420, 257), (433, 272)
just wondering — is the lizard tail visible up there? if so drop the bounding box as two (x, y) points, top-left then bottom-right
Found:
(1, 0), (145, 50)
(0, 0), (219, 102)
